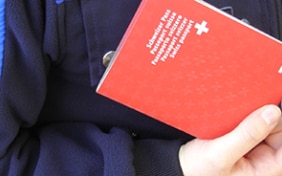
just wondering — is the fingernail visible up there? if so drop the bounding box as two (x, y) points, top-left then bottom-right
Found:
(261, 106), (281, 126)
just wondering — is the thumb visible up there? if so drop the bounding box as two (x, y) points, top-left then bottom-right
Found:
(213, 105), (281, 164)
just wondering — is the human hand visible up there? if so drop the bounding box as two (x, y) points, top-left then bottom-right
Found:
(179, 105), (282, 176)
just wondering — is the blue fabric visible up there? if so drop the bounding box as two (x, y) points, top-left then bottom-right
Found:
(0, 0), (5, 76)
(55, 0), (71, 4)
(55, 0), (64, 4)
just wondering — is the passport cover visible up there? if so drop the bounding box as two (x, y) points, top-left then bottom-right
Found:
(96, 0), (282, 139)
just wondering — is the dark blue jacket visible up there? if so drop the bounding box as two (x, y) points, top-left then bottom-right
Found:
(0, 0), (281, 175)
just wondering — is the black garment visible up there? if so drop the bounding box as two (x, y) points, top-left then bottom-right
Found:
(275, 0), (282, 38)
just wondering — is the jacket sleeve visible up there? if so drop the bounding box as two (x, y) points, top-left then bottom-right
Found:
(0, 1), (186, 176)
(0, 0), (50, 157)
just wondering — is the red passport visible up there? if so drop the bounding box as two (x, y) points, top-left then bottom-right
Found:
(96, 0), (282, 139)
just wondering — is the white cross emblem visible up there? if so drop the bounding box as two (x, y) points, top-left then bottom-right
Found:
(195, 21), (209, 35)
